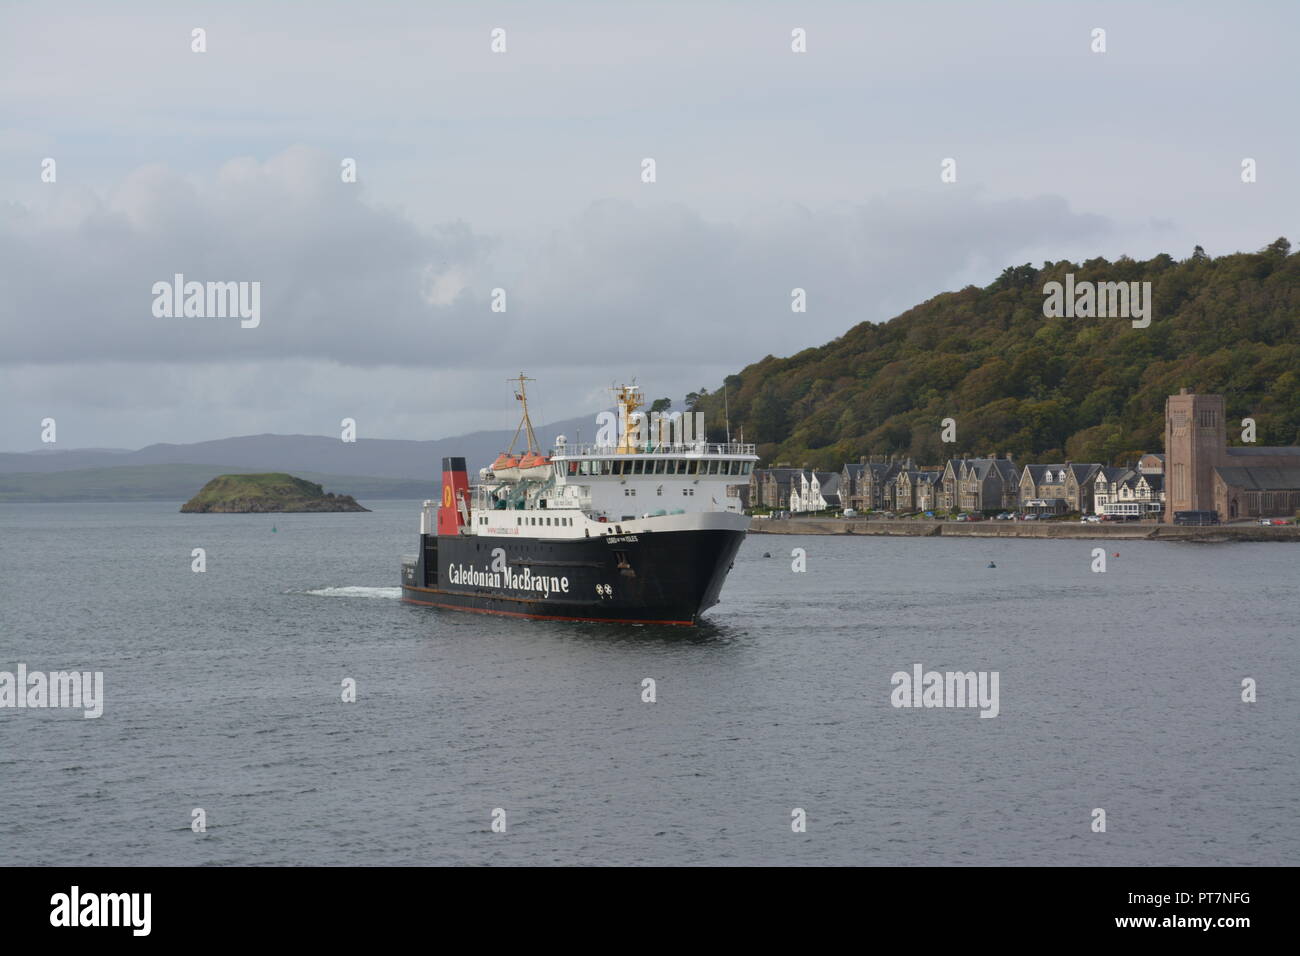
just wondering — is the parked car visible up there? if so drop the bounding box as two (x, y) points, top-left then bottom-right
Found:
(1081, 515), (1101, 523)
(842, 508), (858, 518)
(1021, 513), (1038, 521)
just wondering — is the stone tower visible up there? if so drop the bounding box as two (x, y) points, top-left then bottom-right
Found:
(1164, 389), (1225, 521)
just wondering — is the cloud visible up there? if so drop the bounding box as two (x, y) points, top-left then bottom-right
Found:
(1, 148), (1112, 373)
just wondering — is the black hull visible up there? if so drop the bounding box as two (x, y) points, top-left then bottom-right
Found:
(401, 527), (745, 625)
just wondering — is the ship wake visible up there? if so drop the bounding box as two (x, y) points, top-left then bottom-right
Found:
(301, 586), (403, 600)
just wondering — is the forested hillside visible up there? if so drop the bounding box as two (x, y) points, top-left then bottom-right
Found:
(691, 240), (1299, 468)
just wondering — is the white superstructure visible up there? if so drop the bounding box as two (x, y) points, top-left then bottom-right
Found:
(420, 383), (757, 541)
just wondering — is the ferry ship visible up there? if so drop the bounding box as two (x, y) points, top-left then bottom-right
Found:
(400, 377), (757, 625)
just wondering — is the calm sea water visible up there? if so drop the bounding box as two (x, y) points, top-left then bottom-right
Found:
(1, 500), (1296, 866)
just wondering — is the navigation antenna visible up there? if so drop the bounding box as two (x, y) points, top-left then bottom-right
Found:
(507, 373), (539, 455)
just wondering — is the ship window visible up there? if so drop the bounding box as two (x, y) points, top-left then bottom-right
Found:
(650, 459), (661, 474)
(686, 460), (698, 475)
(613, 460), (625, 476)
(517, 517), (521, 526)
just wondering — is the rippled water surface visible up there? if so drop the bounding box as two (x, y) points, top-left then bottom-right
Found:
(1, 501), (1296, 865)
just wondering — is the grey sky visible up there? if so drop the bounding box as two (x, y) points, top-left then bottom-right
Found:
(2, 0), (1296, 451)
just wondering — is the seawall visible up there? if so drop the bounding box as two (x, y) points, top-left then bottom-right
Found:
(748, 519), (1300, 543)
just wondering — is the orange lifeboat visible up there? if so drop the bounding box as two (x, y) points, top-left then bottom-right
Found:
(493, 453), (520, 481)
(518, 452), (551, 481)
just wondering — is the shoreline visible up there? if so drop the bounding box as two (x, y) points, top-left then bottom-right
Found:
(748, 518), (1300, 542)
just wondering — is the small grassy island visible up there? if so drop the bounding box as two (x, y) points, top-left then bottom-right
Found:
(180, 473), (370, 513)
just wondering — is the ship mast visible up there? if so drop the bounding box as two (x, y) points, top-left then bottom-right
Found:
(507, 373), (540, 455)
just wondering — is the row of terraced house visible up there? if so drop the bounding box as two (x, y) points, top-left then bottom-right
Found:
(743, 390), (1300, 521)
(748, 453), (1168, 518)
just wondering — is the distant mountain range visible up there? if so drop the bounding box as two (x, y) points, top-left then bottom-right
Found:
(0, 413), (598, 502)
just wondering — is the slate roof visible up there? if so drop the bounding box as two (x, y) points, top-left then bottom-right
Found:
(965, 458), (1017, 482)
(1095, 465), (1133, 482)
(759, 468), (803, 484)
(1024, 463), (1101, 483)
(1226, 447), (1300, 457)
(1213, 465), (1300, 490)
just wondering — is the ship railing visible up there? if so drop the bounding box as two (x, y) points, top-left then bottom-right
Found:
(553, 441), (756, 457)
